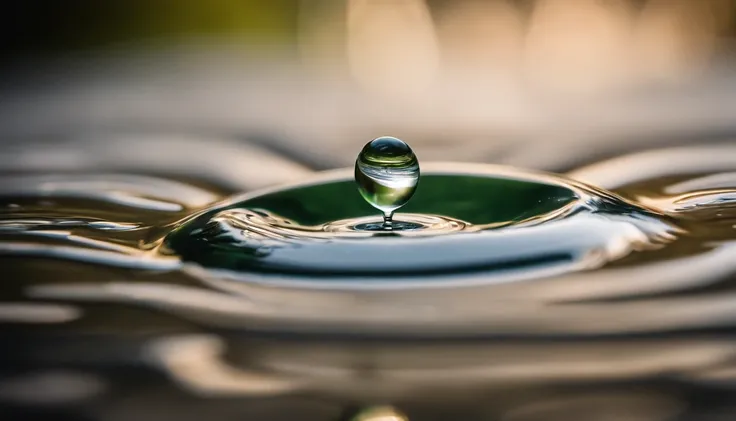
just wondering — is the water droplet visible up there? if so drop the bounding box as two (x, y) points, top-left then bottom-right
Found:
(355, 136), (419, 227)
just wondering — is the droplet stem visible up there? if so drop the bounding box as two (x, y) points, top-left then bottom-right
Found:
(383, 211), (394, 230)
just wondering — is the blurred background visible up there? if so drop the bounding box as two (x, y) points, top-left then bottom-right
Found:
(1, 0), (735, 176)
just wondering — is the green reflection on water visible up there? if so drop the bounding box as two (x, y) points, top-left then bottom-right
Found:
(164, 173), (580, 275)
(241, 175), (576, 225)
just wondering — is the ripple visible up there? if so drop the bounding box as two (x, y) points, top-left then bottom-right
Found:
(0, 242), (180, 270)
(145, 335), (301, 396)
(0, 163), (691, 339)
(666, 172), (736, 194)
(501, 391), (683, 421)
(327, 213), (468, 235)
(568, 145), (736, 190)
(0, 174), (219, 211)
(205, 208), (469, 243)
(0, 134), (313, 191)
(165, 164), (675, 287)
(639, 190), (736, 221)
(0, 371), (107, 405)
(0, 303), (81, 324)
(0, 218), (141, 232)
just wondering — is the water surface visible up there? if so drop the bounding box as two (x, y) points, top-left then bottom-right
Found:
(3, 135), (736, 421)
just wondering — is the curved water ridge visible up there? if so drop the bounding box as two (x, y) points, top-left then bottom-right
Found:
(163, 164), (678, 286)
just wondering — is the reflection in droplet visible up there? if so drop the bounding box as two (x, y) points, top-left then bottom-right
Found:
(355, 136), (420, 226)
